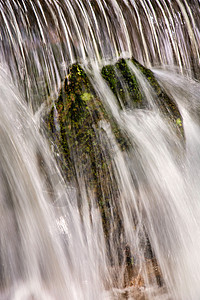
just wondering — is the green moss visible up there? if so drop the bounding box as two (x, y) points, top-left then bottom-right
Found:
(81, 92), (93, 102)
(176, 118), (182, 127)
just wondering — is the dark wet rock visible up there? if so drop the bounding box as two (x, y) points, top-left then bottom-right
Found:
(46, 58), (181, 289)
(102, 58), (182, 129)
(102, 58), (143, 109)
(47, 64), (124, 246)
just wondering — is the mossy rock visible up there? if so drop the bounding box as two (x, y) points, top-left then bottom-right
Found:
(48, 64), (128, 180)
(47, 59), (183, 230)
(102, 58), (183, 133)
(131, 58), (181, 122)
(48, 60), (182, 182)
(47, 59), (182, 287)
(101, 58), (143, 109)
(49, 64), (103, 181)
(47, 64), (126, 240)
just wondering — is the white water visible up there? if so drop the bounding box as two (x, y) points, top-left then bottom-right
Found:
(1, 1), (200, 300)
(1, 0), (200, 107)
(87, 61), (200, 299)
(0, 69), (110, 299)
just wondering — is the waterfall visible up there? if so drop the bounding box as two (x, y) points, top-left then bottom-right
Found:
(0, 1), (200, 299)
(1, 0), (200, 107)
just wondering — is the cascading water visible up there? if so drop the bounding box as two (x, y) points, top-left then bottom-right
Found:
(0, 68), (110, 300)
(1, 0), (200, 107)
(1, 1), (200, 299)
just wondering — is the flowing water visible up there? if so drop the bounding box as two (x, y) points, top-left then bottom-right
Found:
(0, 1), (200, 299)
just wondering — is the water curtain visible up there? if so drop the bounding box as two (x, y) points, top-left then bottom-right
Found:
(0, 1), (200, 299)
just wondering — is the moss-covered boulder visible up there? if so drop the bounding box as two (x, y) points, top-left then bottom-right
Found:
(47, 57), (182, 230)
(48, 64), (127, 182)
(49, 64), (103, 182)
(48, 59), (182, 181)
(47, 58), (181, 288)
(102, 58), (143, 109)
(48, 64), (125, 241)
(131, 58), (181, 121)
(102, 58), (182, 131)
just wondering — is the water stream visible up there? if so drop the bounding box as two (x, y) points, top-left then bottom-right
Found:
(0, 1), (200, 299)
